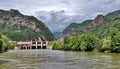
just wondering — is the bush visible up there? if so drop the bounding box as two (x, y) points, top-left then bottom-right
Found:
(0, 32), (16, 53)
(52, 42), (64, 50)
(101, 38), (111, 52)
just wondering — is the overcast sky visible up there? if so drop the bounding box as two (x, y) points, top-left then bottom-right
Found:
(0, 0), (120, 32)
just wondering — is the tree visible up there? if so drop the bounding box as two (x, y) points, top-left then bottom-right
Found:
(109, 27), (120, 53)
(80, 34), (98, 51)
(0, 32), (16, 53)
(101, 38), (111, 52)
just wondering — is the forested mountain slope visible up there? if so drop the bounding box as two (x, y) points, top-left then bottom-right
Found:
(0, 9), (55, 41)
(61, 10), (120, 39)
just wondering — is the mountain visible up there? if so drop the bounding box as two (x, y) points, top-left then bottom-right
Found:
(53, 32), (61, 39)
(106, 10), (120, 19)
(53, 9), (120, 53)
(61, 14), (105, 38)
(0, 9), (55, 41)
(61, 10), (120, 39)
(35, 10), (84, 32)
(61, 20), (92, 38)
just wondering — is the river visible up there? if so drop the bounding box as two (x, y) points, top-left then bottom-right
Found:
(0, 50), (120, 69)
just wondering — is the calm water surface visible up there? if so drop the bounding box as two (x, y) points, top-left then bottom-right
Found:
(0, 50), (120, 69)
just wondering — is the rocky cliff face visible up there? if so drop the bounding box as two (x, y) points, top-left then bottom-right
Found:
(61, 14), (106, 39)
(0, 9), (55, 41)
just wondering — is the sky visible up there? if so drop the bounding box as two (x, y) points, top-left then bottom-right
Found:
(0, 0), (120, 32)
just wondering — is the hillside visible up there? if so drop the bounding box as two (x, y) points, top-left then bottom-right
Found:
(54, 10), (120, 53)
(61, 10), (120, 39)
(0, 9), (55, 41)
(61, 20), (92, 38)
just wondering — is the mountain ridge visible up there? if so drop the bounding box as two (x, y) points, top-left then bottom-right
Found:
(0, 9), (55, 41)
(61, 9), (120, 39)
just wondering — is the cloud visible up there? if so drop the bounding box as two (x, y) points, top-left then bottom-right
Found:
(71, 0), (120, 17)
(0, 0), (120, 32)
(35, 10), (85, 32)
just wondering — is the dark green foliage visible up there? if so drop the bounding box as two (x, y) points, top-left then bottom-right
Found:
(0, 39), (3, 53)
(0, 9), (23, 17)
(80, 34), (98, 51)
(106, 10), (120, 20)
(69, 20), (92, 29)
(109, 28), (120, 53)
(100, 27), (120, 53)
(63, 20), (92, 35)
(53, 34), (100, 51)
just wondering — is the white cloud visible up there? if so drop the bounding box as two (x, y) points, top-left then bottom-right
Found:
(35, 10), (85, 32)
(0, 0), (120, 32)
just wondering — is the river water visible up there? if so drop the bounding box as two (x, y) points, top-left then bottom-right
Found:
(0, 50), (120, 69)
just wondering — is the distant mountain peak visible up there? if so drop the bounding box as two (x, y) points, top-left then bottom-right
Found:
(94, 14), (104, 23)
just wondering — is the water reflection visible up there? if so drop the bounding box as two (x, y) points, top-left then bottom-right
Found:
(0, 50), (120, 69)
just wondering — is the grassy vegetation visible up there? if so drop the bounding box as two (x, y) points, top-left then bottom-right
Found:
(0, 32), (16, 53)
(0, 24), (39, 41)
